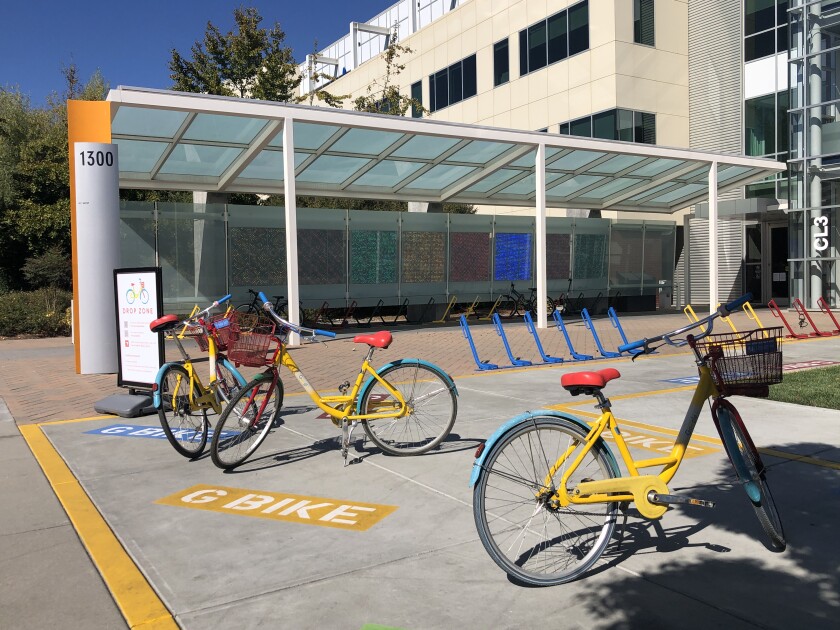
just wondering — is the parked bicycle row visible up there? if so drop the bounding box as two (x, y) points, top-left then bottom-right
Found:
(149, 293), (458, 469)
(149, 292), (787, 587)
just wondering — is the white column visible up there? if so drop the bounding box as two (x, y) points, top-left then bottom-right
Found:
(535, 143), (548, 328)
(350, 22), (359, 71)
(74, 142), (120, 373)
(809, 3), (824, 308)
(708, 161), (718, 315)
(283, 118), (301, 346)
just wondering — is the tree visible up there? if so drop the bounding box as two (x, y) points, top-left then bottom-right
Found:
(0, 66), (108, 291)
(169, 7), (300, 102)
(352, 28), (424, 117)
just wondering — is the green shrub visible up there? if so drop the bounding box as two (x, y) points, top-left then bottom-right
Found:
(0, 288), (72, 337)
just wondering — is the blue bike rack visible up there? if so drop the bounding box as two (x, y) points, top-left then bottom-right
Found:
(492, 313), (532, 367)
(523, 312), (564, 364)
(581, 308), (622, 358)
(608, 307), (644, 356)
(551, 310), (594, 360)
(459, 315), (498, 370)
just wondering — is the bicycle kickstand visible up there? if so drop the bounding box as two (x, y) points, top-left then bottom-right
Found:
(340, 418), (360, 466)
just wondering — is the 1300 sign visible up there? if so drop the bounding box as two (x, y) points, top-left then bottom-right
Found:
(79, 150), (114, 167)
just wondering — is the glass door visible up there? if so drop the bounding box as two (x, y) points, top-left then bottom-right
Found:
(768, 222), (789, 306)
(744, 224), (762, 301)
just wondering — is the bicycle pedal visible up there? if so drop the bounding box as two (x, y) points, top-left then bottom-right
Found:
(648, 492), (715, 509)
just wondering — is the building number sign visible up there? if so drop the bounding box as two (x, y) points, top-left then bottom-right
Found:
(813, 215), (829, 253)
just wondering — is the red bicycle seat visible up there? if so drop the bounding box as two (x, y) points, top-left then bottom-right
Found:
(149, 314), (180, 333)
(353, 331), (393, 349)
(561, 368), (621, 392)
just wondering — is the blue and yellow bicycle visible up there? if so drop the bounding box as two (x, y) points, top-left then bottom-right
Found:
(471, 294), (786, 586)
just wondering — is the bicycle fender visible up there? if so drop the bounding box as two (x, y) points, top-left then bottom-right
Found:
(152, 362), (181, 408)
(469, 410), (620, 487)
(356, 359), (458, 414)
(220, 358), (248, 387)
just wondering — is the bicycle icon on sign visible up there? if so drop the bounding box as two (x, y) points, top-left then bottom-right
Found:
(126, 279), (150, 305)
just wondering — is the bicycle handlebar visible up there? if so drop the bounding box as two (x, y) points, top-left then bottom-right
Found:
(256, 291), (335, 340)
(618, 293), (753, 355)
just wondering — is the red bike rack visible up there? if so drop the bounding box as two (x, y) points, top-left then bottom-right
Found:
(817, 296), (840, 334)
(792, 298), (835, 337)
(767, 299), (810, 339)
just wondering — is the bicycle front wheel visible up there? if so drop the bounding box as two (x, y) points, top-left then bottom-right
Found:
(473, 416), (618, 586)
(714, 400), (786, 551)
(210, 374), (283, 470)
(157, 364), (208, 458)
(360, 362), (456, 456)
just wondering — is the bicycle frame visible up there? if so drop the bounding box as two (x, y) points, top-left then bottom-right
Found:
(266, 343), (409, 422)
(160, 308), (234, 415)
(548, 365), (719, 515)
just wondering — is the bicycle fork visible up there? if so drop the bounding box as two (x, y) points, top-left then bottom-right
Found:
(340, 418), (360, 466)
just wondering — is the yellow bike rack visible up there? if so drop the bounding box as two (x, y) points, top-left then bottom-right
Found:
(479, 295), (503, 321)
(742, 301), (766, 329)
(432, 295), (458, 324)
(685, 303), (737, 332)
(463, 295), (481, 318)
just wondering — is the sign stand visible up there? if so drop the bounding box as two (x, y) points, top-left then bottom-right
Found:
(94, 267), (164, 417)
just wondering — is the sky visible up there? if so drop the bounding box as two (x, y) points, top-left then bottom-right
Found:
(0, 0), (393, 106)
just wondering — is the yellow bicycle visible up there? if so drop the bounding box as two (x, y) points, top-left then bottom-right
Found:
(210, 292), (458, 470)
(471, 294), (786, 585)
(149, 295), (247, 458)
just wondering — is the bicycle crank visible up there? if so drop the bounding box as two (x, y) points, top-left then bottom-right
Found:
(648, 493), (715, 509)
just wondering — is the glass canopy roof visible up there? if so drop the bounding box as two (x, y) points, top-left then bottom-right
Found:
(107, 87), (786, 214)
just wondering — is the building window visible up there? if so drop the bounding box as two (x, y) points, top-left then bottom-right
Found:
(411, 81), (422, 118)
(744, 0), (788, 62)
(634, 0), (655, 46)
(744, 89), (788, 199)
(429, 54), (478, 112)
(519, 0), (588, 77)
(494, 38), (509, 86)
(560, 108), (656, 144)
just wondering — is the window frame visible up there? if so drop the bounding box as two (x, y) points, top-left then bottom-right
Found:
(493, 38), (510, 86)
(519, 0), (589, 77)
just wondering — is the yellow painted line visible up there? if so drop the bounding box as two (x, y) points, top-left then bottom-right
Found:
(19, 424), (177, 630)
(157, 484), (398, 531)
(38, 414), (116, 426)
(759, 447), (840, 471)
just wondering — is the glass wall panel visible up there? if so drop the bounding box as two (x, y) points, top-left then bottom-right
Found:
(399, 213), (448, 304)
(546, 216), (575, 296)
(297, 208), (347, 305)
(449, 213), (494, 301)
(494, 233), (533, 282)
(157, 203), (227, 307)
(643, 223), (675, 295)
(227, 204), (285, 303)
(348, 210), (400, 305)
(119, 201), (156, 269)
(609, 223), (644, 289)
(572, 218), (609, 295)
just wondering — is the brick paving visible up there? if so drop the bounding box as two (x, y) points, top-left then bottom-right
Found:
(1, 307), (836, 424)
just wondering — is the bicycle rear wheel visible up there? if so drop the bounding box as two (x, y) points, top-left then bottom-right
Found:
(473, 416), (618, 586)
(714, 399), (786, 551)
(360, 361), (456, 455)
(210, 374), (284, 470)
(157, 364), (208, 458)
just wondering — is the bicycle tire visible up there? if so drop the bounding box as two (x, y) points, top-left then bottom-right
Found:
(714, 400), (786, 551)
(214, 359), (242, 405)
(157, 364), (208, 458)
(360, 362), (456, 456)
(210, 374), (284, 470)
(473, 416), (618, 586)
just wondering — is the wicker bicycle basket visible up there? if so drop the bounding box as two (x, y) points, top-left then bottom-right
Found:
(694, 327), (783, 389)
(226, 318), (278, 367)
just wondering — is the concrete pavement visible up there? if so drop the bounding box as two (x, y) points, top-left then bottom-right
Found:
(1, 308), (839, 629)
